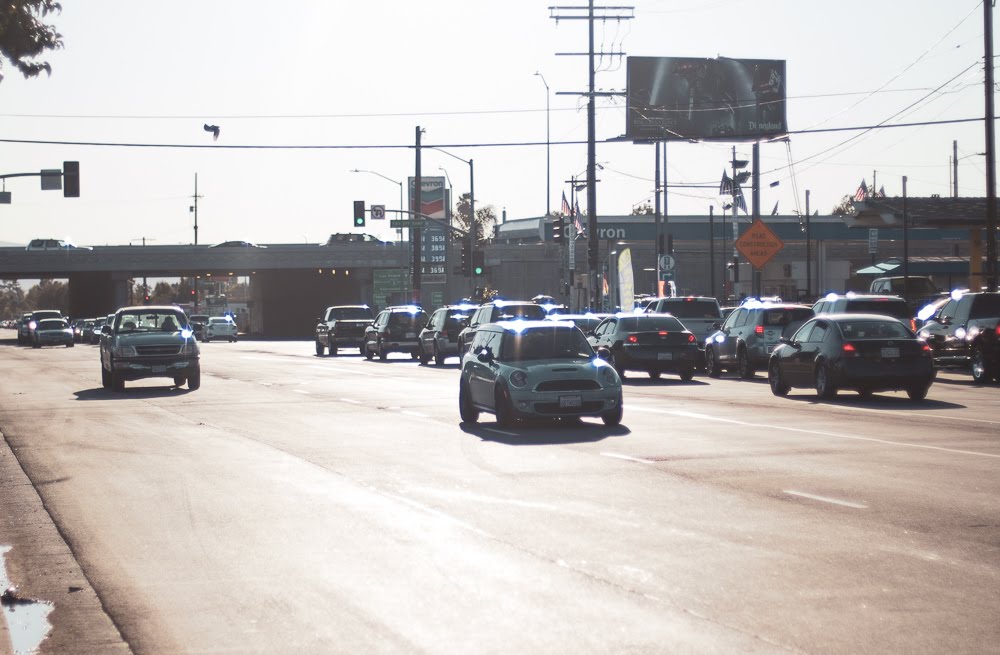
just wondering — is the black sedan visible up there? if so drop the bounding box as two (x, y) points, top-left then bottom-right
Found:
(587, 313), (699, 380)
(767, 313), (935, 401)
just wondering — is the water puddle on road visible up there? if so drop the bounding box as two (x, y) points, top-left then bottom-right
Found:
(0, 546), (53, 655)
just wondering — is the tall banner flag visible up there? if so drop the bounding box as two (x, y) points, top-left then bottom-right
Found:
(854, 179), (869, 201)
(561, 191), (571, 216)
(617, 248), (634, 311)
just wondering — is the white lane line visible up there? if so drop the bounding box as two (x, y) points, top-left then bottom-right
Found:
(601, 452), (655, 465)
(483, 427), (518, 437)
(835, 404), (1000, 426)
(408, 487), (562, 512)
(293, 389), (309, 395)
(400, 410), (429, 418)
(385, 493), (494, 539)
(339, 398), (362, 404)
(784, 490), (868, 509)
(632, 405), (1000, 460)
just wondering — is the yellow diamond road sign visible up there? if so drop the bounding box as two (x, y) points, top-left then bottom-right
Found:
(735, 218), (784, 270)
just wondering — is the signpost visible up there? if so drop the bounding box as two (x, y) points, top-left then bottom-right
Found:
(868, 228), (878, 255)
(735, 218), (784, 270)
(370, 204), (386, 220)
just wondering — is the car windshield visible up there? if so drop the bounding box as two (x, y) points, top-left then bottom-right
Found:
(444, 312), (472, 329)
(38, 319), (67, 330)
(329, 307), (373, 320)
(837, 319), (912, 340)
(970, 294), (1000, 318)
(618, 316), (685, 332)
(117, 311), (186, 333)
(499, 327), (594, 362)
(846, 300), (911, 319)
(497, 304), (547, 320)
(655, 300), (720, 319)
(762, 308), (813, 326)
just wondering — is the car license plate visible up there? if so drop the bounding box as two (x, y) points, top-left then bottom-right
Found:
(153, 365), (167, 373)
(658, 352), (673, 360)
(881, 347), (900, 358)
(559, 395), (582, 408)
(406, 332), (416, 338)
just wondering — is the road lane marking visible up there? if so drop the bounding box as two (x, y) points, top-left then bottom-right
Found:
(483, 427), (518, 437)
(339, 398), (362, 404)
(601, 452), (655, 465)
(293, 389), (309, 395)
(408, 487), (562, 512)
(631, 405), (1000, 460)
(784, 490), (868, 509)
(836, 404), (1000, 426)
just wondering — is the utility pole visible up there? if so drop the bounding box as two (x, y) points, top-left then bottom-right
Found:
(190, 173), (203, 310)
(953, 140), (959, 198)
(805, 189), (811, 299)
(413, 126), (423, 301)
(984, 0), (998, 292)
(654, 142), (661, 293)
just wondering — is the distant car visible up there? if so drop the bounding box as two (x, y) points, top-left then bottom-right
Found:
(456, 300), (549, 354)
(459, 320), (623, 426)
(417, 304), (477, 365)
(767, 313), (934, 401)
(16, 312), (32, 345)
(643, 296), (724, 361)
(587, 313), (699, 381)
(81, 319), (97, 342)
(25, 238), (92, 251)
(89, 317), (106, 344)
(210, 240), (266, 248)
(31, 318), (74, 348)
(812, 294), (914, 329)
(917, 291), (1000, 383)
(188, 314), (209, 340)
(99, 306), (200, 391)
(704, 302), (814, 378)
(314, 305), (375, 356)
(24, 309), (64, 346)
(545, 313), (611, 333)
(363, 305), (430, 361)
(203, 316), (238, 342)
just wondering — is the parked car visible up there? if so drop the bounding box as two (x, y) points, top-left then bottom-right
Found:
(587, 313), (699, 381)
(204, 316), (238, 342)
(99, 306), (201, 391)
(812, 293), (914, 329)
(767, 313), (934, 401)
(31, 318), (74, 348)
(314, 305), (375, 356)
(704, 302), (814, 378)
(459, 320), (623, 426)
(363, 305), (430, 361)
(417, 304), (476, 365)
(456, 300), (549, 354)
(917, 291), (1000, 383)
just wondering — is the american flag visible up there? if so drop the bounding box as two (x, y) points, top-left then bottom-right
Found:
(877, 185), (886, 198)
(719, 170), (733, 196)
(854, 179), (869, 202)
(574, 199), (584, 236)
(561, 191), (571, 217)
(735, 187), (747, 214)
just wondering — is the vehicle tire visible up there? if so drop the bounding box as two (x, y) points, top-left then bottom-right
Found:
(67, 342), (74, 348)
(971, 346), (994, 384)
(768, 361), (789, 397)
(418, 344), (430, 365)
(32, 341), (40, 349)
(231, 337), (237, 343)
(328, 345), (337, 356)
(410, 350), (419, 360)
(679, 368), (695, 382)
(364, 341), (373, 360)
(907, 384), (929, 401)
(434, 344), (445, 366)
(111, 372), (125, 392)
(737, 348), (755, 379)
(815, 363), (837, 399)
(494, 385), (515, 428)
(187, 368), (201, 391)
(459, 380), (479, 424)
(858, 389), (874, 400)
(378, 340), (388, 361)
(648, 371), (661, 380)
(315, 341), (325, 356)
(204, 335), (211, 343)
(173, 376), (186, 387)
(101, 365), (111, 389)
(601, 399), (623, 426)
(609, 353), (626, 379)
(704, 347), (722, 378)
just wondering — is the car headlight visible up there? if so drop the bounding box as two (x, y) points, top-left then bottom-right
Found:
(114, 344), (137, 357)
(509, 370), (528, 388)
(180, 340), (200, 356)
(954, 327), (967, 340)
(601, 366), (619, 386)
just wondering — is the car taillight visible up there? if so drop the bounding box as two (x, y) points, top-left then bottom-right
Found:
(922, 343), (932, 352)
(658, 330), (668, 336)
(910, 319), (917, 332)
(995, 325), (1000, 337)
(755, 325), (764, 335)
(842, 343), (857, 356)
(627, 334), (638, 343)
(687, 334), (696, 343)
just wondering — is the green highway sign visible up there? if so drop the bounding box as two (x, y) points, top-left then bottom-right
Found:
(390, 219), (423, 228)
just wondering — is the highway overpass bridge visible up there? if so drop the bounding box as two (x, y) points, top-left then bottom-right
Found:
(0, 243), (409, 337)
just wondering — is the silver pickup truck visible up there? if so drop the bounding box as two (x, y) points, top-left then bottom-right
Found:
(644, 296), (724, 361)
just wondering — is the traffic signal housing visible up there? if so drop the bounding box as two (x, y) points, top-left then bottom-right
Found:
(460, 239), (472, 276)
(63, 161), (79, 198)
(353, 200), (365, 227)
(552, 215), (565, 243)
(472, 250), (485, 276)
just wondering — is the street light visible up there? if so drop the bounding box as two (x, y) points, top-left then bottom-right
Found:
(429, 147), (475, 282)
(438, 166), (453, 220)
(534, 71), (551, 216)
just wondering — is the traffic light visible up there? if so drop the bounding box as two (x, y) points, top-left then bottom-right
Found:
(63, 161), (79, 198)
(472, 250), (485, 276)
(666, 233), (674, 254)
(552, 215), (565, 243)
(460, 239), (472, 276)
(353, 200), (365, 227)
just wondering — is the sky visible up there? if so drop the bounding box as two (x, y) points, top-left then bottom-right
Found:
(0, 0), (993, 248)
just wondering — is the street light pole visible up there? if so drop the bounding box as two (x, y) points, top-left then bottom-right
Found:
(534, 71), (551, 216)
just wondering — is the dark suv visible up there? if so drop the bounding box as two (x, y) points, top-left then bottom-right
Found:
(704, 302), (814, 378)
(812, 294), (914, 329)
(917, 291), (1000, 382)
(315, 305), (375, 356)
(417, 304), (476, 365)
(456, 300), (549, 354)
(363, 305), (430, 360)
(24, 309), (64, 346)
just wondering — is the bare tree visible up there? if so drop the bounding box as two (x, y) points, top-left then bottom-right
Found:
(0, 1), (64, 83)
(453, 193), (497, 246)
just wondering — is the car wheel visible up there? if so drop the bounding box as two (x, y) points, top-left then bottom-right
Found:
(737, 348), (755, 379)
(494, 385), (515, 428)
(971, 347), (994, 384)
(609, 353), (626, 379)
(328, 345), (337, 356)
(315, 341), (325, 356)
(101, 365), (111, 389)
(111, 371), (125, 392)
(32, 342), (40, 349)
(434, 343), (445, 366)
(204, 335), (211, 343)
(459, 380), (479, 423)
(679, 368), (695, 382)
(601, 398), (623, 426)
(704, 347), (722, 378)
(815, 363), (837, 399)
(378, 340), (388, 361)
(906, 384), (929, 401)
(418, 343), (430, 365)
(648, 371), (661, 380)
(768, 360), (789, 397)
(858, 389), (874, 399)
(187, 368), (201, 391)
(173, 376), (186, 387)
(364, 341), (373, 360)
(67, 342), (74, 348)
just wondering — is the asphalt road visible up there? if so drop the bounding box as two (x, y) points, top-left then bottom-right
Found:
(1, 332), (998, 654)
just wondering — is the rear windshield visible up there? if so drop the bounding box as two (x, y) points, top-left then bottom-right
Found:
(388, 312), (428, 328)
(32, 310), (62, 320)
(497, 304), (547, 320)
(329, 307), (373, 320)
(837, 319), (913, 340)
(117, 311), (187, 333)
(618, 316), (685, 332)
(444, 312), (472, 329)
(762, 308), (813, 326)
(970, 294), (1000, 319)
(38, 319), (67, 330)
(845, 300), (911, 319)
(499, 327), (594, 362)
(654, 300), (721, 319)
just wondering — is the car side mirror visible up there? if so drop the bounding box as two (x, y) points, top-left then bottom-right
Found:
(779, 336), (800, 349)
(101, 325), (112, 335)
(595, 346), (611, 360)
(476, 348), (494, 363)
(711, 322), (722, 331)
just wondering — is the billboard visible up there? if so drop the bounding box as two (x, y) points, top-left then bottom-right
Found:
(626, 56), (787, 142)
(409, 176), (448, 284)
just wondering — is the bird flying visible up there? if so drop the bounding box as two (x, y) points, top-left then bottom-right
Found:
(203, 124), (220, 141)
